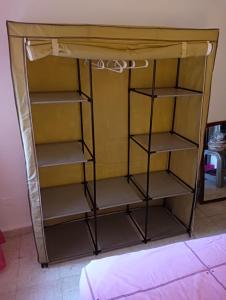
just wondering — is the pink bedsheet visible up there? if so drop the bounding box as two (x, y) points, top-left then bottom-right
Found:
(80, 234), (226, 299)
(0, 230), (6, 270)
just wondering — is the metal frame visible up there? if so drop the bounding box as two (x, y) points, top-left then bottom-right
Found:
(76, 59), (99, 254)
(128, 60), (157, 242)
(44, 59), (100, 262)
(168, 58), (181, 171)
(128, 58), (201, 241)
(41, 56), (203, 264)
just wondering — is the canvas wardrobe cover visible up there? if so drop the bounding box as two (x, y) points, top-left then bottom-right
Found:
(7, 21), (219, 263)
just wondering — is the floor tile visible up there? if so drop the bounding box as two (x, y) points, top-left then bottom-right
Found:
(198, 202), (226, 217)
(221, 201), (226, 207)
(208, 214), (226, 234)
(17, 256), (61, 289)
(62, 290), (80, 300)
(193, 216), (217, 238)
(19, 233), (36, 259)
(61, 275), (80, 300)
(16, 279), (62, 300)
(2, 236), (20, 261)
(0, 258), (19, 294)
(0, 291), (16, 300)
(195, 207), (206, 219)
(58, 257), (91, 278)
(150, 233), (188, 248)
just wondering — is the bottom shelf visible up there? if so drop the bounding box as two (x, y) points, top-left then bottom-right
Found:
(44, 207), (188, 263)
(45, 220), (94, 262)
(89, 213), (141, 251)
(131, 206), (187, 240)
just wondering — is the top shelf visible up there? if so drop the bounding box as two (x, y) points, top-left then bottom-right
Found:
(131, 87), (203, 98)
(30, 91), (88, 104)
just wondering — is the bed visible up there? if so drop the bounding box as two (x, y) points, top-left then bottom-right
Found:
(80, 234), (226, 299)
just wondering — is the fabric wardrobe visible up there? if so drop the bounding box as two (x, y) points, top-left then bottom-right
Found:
(7, 21), (219, 265)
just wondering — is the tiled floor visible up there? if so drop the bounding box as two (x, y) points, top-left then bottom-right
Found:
(1, 201), (226, 300)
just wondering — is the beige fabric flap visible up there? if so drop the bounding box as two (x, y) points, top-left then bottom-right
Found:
(26, 38), (212, 61)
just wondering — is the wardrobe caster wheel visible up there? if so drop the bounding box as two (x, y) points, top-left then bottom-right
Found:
(94, 250), (101, 255)
(143, 238), (150, 244)
(188, 229), (193, 238)
(41, 263), (49, 268)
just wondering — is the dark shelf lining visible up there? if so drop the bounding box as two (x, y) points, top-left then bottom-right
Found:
(30, 91), (88, 104)
(88, 176), (143, 210)
(131, 132), (197, 153)
(36, 141), (87, 168)
(88, 212), (142, 251)
(41, 183), (91, 221)
(131, 206), (187, 240)
(44, 220), (94, 262)
(131, 170), (193, 200)
(131, 87), (203, 98)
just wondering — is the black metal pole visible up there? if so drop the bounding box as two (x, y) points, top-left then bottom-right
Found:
(168, 58), (180, 172)
(188, 177), (198, 236)
(144, 59), (156, 242)
(188, 55), (208, 236)
(77, 59), (87, 191)
(88, 60), (98, 254)
(127, 63), (132, 182)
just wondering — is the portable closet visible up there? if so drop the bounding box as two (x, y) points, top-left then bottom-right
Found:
(7, 21), (218, 266)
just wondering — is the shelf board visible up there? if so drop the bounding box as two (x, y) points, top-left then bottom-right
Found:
(132, 206), (187, 240)
(36, 141), (87, 167)
(88, 177), (143, 209)
(41, 183), (91, 221)
(133, 87), (202, 98)
(45, 220), (94, 262)
(132, 171), (192, 200)
(89, 213), (141, 251)
(30, 91), (87, 104)
(132, 132), (197, 153)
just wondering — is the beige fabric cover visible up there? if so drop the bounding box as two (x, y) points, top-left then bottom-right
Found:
(25, 39), (212, 61)
(7, 21), (219, 263)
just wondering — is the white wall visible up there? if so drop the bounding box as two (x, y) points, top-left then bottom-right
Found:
(0, 0), (226, 231)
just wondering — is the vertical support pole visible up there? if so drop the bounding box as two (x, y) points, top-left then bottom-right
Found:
(77, 59), (87, 191)
(144, 59), (156, 242)
(88, 60), (98, 254)
(167, 58), (181, 172)
(189, 55), (209, 236)
(188, 175), (198, 237)
(127, 63), (132, 182)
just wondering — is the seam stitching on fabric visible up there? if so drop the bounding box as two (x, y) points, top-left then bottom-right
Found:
(107, 269), (207, 300)
(184, 241), (226, 291)
(108, 241), (226, 300)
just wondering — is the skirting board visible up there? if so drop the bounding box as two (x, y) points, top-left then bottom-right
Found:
(3, 225), (32, 238)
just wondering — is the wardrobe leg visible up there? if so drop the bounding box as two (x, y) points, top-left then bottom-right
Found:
(41, 263), (49, 268)
(93, 249), (101, 255)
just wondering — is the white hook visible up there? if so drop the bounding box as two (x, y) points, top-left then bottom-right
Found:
(88, 59), (149, 72)
(92, 59), (105, 69)
(105, 60), (124, 73)
(127, 60), (149, 69)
